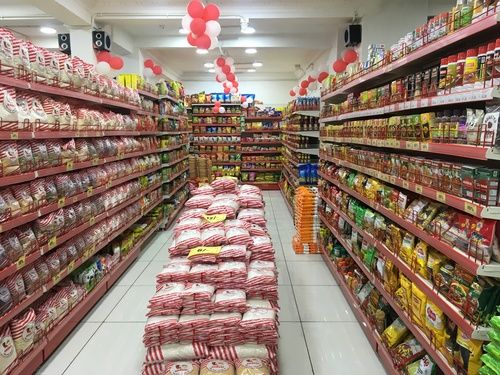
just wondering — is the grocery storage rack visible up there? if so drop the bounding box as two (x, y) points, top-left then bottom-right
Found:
(318, 11), (500, 375)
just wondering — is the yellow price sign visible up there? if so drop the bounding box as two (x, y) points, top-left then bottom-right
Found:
(10, 132), (18, 140)
(420, 143), (429, 152)
(389, 176), (396, 185)
(67, 260), (75, 273)
(202, 213), (227, 223)
(464, 202), (478, 216)
(436, 191), (447, 203)
(48, 236), (57, 250)
(415, 185), (423, 194)
(86, 186), (93, 197)
(402, 181), (409, 190)
(58, 197), (65, 208)
(92, 158), (99, 166)
(188, 246), (222, 258)
(15, 255), (26, 270)
(89, 216), (96, 226)
(52, 271), (62, 284)
(66, 160), (74, 171)
(106, 181), (112, 189)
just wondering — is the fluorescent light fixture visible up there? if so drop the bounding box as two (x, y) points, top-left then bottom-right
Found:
(247, 69), (256, 72)
(179, 28), (189, 34)
(245, 48), (257, 54)
(252, 62), (263, 67)
(240, 18), (256, 34)
(208, 68), (216, 73)
(196, 49), (209, 55)
(40, 26), (56, 34)
(204, 62), (214, 68)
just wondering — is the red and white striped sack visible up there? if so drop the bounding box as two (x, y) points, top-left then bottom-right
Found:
(225, 227), (251, 246)
(177, 314), (210, 342)
(172, 229), (202, 251)
(214, 262), (247, 289)
(0, 29), (14, 73)
(199, 359), (235, 374)
(185, 195), (214, 209)
(9, 307), (36, 357)
(218, 245), (247, 263)
(0, 85), (19, 127)
(239, 308), (278, 345)
(208, 344), (270, 362)
(141, 362), (166, 375)
(210, 177), (237, 193)
(235, 358), (271, 375)
(175, 218), (202, 234)
(144, 342), (209, 364)
(156, 263), (191, 284)
(247, 224), (267, 237)
(148, 283), (185, 309)
(0, 325), (18, 374)
(238, 193), (264, 209)
(205, 200), (239, 219)
(9, 34), (21, 70)
(143, 315), (179, 347)
(201, 227), (226, 246)
(249, 260), (276, 273)
(239, 185), (262, 196)
(17, 40), (32, 72)
(224, 219), (250, 230)
(187, 264), (218, 283)
(245, 268), (276, 287)
(213, 289), (247, 313)
(248, 236), (273, 253)
(191, 185), (214, 196)
(237, 209), (266, 227)
(249, 252), (275, 262)
(207, 312), (242, 346)
(181, 300), (214, 315)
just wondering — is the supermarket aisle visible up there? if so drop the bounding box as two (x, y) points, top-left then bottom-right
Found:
(37, 191), (386, 375)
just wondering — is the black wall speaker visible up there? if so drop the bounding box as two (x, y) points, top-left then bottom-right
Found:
(344, 24), (362, 47)
(92, 30), (111, 51)
(58, 33), (71, 55)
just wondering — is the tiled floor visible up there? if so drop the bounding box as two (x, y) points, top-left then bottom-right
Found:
(37, 191), (386, 375)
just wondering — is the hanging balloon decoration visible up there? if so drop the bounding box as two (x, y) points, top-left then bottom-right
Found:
(95, 51), (124, 75)
(342, 48), (359, 64)
(333, 59), (347, 73)
(211, 55), (239, 94)
(317, 71), (329, 83)
(182, 1), (221, 51)
(142, 59), (164, 78)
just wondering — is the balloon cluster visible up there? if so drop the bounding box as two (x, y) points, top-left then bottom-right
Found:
(213, 56), (239, 94)
(95, 51), (124, 76)
(240, 95), (253, 109)
(289, 70), (329, 98)
(332, 48), (358, 73)
(182, 1), (221, 51)
(143, 59), (163, 78)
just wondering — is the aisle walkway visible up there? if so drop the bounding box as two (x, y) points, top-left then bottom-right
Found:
(37, 191), (386, 375)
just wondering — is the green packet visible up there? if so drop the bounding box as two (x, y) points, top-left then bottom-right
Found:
(485, 341), (500, 362)
(480, 354), (500, 375)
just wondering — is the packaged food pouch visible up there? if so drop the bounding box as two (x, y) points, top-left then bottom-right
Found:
(395, 274), (411, 312)
(414, 241), (428, 278)
(426, 250), (446, 282)
(478, 363), (498, 375)
(484, 342), (500, 361)
(411, 283), (427, 328)
(411, 355), (436, 375)
(236, 358), (270, 375)
(425, 300), (445, 345)
(9, 308), (35, 357)
(12, 184), (34, 215)
(383, 260), (399, 294)
(400, 233), (415, 265)
(0, 325), (18, 374)
(393, 336), (424, 367)
(455, 328), (483, 375)
(200, 359), (234, 375)
(165, 361), (200, 375)
(382, 317), (408, 348)
(0, 142), (20, 177)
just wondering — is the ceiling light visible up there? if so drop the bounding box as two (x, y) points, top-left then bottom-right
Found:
(179, 28), (189, 34)
(247, 69), (256, 72)
(252, 62), (263, 68)
(40, 27), (56, 35)
(245, 48), (257, 54)
(196, 49), (209, 55)
(204, 62), (214, 68)
(208, 68), (216, 73)
(240, 18), (256, 34)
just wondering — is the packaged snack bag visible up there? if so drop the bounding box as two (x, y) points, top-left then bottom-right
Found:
(235, 358), (270, 375)
(200, 359), (234, 375)
(411, 284), (427, 328)
(425, 300), (445, 345)
(382, 317), (408, 348)
(0, 325), (18, 374)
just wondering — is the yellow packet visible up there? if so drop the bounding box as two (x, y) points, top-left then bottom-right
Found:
(382, 318), (408, 348)
(400, 233), (416, 265)
(425, 300), (445, 346)
(414, 241), (428, 278)
(411, 283), (427, 328)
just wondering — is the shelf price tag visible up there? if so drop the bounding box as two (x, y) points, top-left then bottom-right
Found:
(188, 246), (222, 258)
(464, 202), (478, 216)
(67, 260), (75, 273)
(106, 180), (112, 189)
(52, 271), (62, 284)
(66, 160), (74, 171)
(15, 255), (26, 270)
(92, 158), (99, 166)
(202, 213), (227, 223)
(436, 191), (447, 203)
(86, 186), (93, 197)
(402, 181), (409, 190)
(393, 140), (401, 149)
(415, 185), (423, 194)
(420, 143), (429, 152)
(58, 197), (65, 208)
(10, 132), (18, 140)
(89, 216), (95, 226)
(48, 236), (57, 250)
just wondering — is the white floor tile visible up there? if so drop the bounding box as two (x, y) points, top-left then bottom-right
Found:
(303, 322), (386, 375)
(133, 261), (166, 285)
(115, 260), (149, 286)
(152, 247), (171, 262)
(276, 261), (291, 285)
(37, 323), (101, 375)
(284, 251), (323, 262)
(294, 286), (356, 322)
(278, 322), (314, 375)
(83, 285), (130, 322)
(287, 261), (337, 286)
(106, 285), (155, 322)
(278, 285), (300, 322)
(63, 323), (146, 375)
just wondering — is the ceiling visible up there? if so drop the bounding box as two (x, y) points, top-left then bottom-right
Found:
(3, 0), (378, 80)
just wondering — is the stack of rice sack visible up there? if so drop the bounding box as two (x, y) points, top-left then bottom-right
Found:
(141, 178), (279, 375)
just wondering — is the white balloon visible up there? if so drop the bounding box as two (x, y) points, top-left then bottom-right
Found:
(225, 57), (234, 66)
(216, 73), (227, 82)
(182, 15), (193, 32)
(230, 87), (237, 94)
(293, 86), (300, 93)
(309, 81), (319, 90)
(209, 36), (218, 50)
(229, 65), (235, 73)
(219, 106), (226, 113)
(143, 67), (154, 78)
(215, 66), (223, 74)
(95, 61), (111, 75)
(206, 20), (221, 37)
(242, 102), (249, 108)
(247, 97), (254, 104)
(225, 81), (233, 89)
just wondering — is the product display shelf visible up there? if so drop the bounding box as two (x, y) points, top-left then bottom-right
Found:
(162, 167), (189, 184)
(241, 150), (281, 155)
(281, 130), (320, 138)
(138, 89), (159, 100)
(320, 192), (488, 339)
(279, 181), (295, 216)
(321, 134), (500, 161)
(321, 12), (500, 104)
(0, 130), (164, 140)
(191, 102), (241, 106)
(195, 132), (237, 137)
(161, 155), (189, 168)
(159, 94), (181, 104)
(241, 168), (281, 172)
(245, 116), (283, 122)
(160, 130), (191, 135)
(319, 212), (457, 375)
(320, 152), (500, 219)
(321, 87), (500, 122)
(159, 113), (184, 121)
(241, 129), (281, 133)
(0, 181), (162, 284)
(163, 180), (188, 200)
(285, 110), (320, 118)
(243, 181), (280, 190)
(0, 164), (162, 235)
(136, 109), (159, 117)
(192, 142), (240, 146)
(282, 140), (319, 156)
(211, 161), (242, 166)
(319, 246), (401, 375)
(193, 113), (242, 117)
(192, 123), (241, 128)
(12, 202), (163, 375)
(0, 75), (140, 111)
(318, 170), (500, 278)
(241, 140), (281, 145)
(160, 195), (189, 229)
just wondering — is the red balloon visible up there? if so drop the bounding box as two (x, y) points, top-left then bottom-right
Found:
(187, 33), (198, 46)
(212, 106), (218, 113)
(109, 56), (124, 70)
(226, 73), (235, 82)
(232, 81), (239, 88)
(222, 65), (231, 74)
(342, 48), (358, 64)
(308, 75), (316, 83)
(97, 51), (111, 62)
(224, 87), (230, 94)
(317, 71), (329, 83)
(214, 100), (221, 107)
(216, 57), (225, 67)
(289, 90), (296, 97)
(299, 87), (307, 96)
(152, 65), (162, 75)
(203, 4), (220, 21)
(300, 80), (309, 89)
(190, 18), (206, 36)
(215, 75), (222, 83)
(187, 0), (204, 18)
(333, 59), (347, 73)
(194, 34), (211, 50)
(240, 96), (247, 103)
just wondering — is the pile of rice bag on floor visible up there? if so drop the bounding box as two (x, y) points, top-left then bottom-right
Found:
(141, 178), (279, 375)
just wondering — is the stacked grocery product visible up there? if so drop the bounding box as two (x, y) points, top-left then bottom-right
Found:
(140, 178), (279, 375)
(189, 156), (213, 183)
(292, 187), (320, 254)
(241, 105), (283, 189)
(318, 9), (500, 375)
(188, 93), (242, 180)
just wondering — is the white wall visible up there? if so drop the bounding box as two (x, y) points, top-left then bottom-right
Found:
(183, 80), (297, 107)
